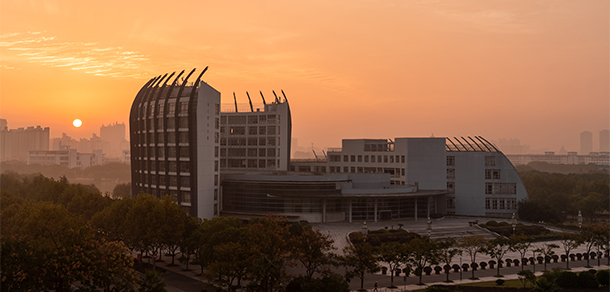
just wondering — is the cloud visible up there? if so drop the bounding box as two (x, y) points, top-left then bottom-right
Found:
(0, 32), (151, 78)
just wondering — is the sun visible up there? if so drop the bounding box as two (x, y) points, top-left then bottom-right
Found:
(73, 119), (83, 128)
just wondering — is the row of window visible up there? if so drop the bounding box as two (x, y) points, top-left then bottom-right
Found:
(328, 154), (406, 164)
(133, 146), (219, 159)
(485, 198), (517, 210)
(221, 137), (277, 146)
(363, 143), (395, 152)
(327, 166), (405, 177)
(140, 173), (220, 188)
(485, 183), (517, 195)
(222, 126), (279, 136)
(220, 147), (279, 158)
(220, 159), (279, 169)
(221, 114), (277, 125)
(446, 155), (497, 167)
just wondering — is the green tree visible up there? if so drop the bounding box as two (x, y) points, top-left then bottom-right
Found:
(437, 238), (461, 282)
(125, 193), (164, 265)
(202, 226), (251, 291)
(482, 236), (513, 276)
(342, 233), (380, 291)
(458, 235), (488, 280)
(558, 232), (583, 269)
(406, 237), (439, 285)
(158, 195), (186, 266)
(246, 215), (292, 292)
(377, 241), (408, 288)
(517, 270), (536, 288)
(534, 243), (559, 271)
(580, 225), (599, 267)
(137, 270), (166, 292)
(510, 234), (532, 271)
(112, 182), (131, 199)
(78, 240), (138, 292)
(290, 227), (338, 281)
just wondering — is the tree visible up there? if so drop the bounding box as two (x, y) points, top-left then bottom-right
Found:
(592, 223), (610, 266)
(125, 193), (164, 266)
(558, 232), (583, 269)
(158, 195), (186, 266)
(179, 215), (202, 271)
(458, 235), (488, 279)
(482, 236), (512, 276)
(406, 237), (439, 285)
(91, 196), (136, 243)
(137, 270), (166, 292)
(377, 241), (408, 288)
(518, 270), (536, 288)
(112, 182), (131, 199)
(342, 233), (380, 291)
(534, 243), (559, 271)
(436, 238), (461, 283)
(511, 234), (532, 271)
(202, 226), (251, 291)
(290, 227), (338, 281)
(79, 240), (138, 292)
(246, 215), (292, 292)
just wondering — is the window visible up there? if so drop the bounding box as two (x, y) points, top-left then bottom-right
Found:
(214, 175), (218, 186)
(485, 198), (491, 209)
(447, 169), (455, 179)
(447, 197), (455, 209)
(248, 127), (257, 135)
(259, 126), (266, 135)
(267, 137), (275, 146)
(364, 155), (369, 162)
(248, 138), (257, 146)
(485, 169), (501, 180)
(384, 155), (388, 163)
(492, 199), (498, 210)
(486, 183), (516, 195)
(329, 155), (341, 162)
(358, 155), (362, 162)
(447, 156), (455, 166)
(343, 166), (348, 173)
(248, 116), (258, 124)
(371, 156), (376, 163)
(485, 156), (496, 167)
(390, 156), (394, 163)
(179, 117), (188, 128)
(183, 192), (191, 203)
(267, 126), (276, 135)
(447, 182), (455, 194)
(343, 155), (348, 162)
(215, 146), (219, 158)
(215, 104), (220, 115)
(215, 118), (219, 129)
(499, 199), (505, 210)
(180, 102), (188, 114)
(350, 155), (355, 162)
(168, 103), (176, 114)
(180, 162), (190, 173)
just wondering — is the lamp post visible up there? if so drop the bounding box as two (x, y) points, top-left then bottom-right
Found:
(362, 221), (368, 237)
(577, 211), (583, 230)
(426, 217), (432, 237)
(511, 213), (517, 234)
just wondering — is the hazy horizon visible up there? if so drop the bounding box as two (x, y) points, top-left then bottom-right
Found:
(2, 0), (608, 153)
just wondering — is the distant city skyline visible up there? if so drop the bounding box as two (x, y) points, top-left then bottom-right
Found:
(1, 1), (608, 153)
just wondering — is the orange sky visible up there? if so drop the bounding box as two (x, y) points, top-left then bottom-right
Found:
(1, 0), (608, 153)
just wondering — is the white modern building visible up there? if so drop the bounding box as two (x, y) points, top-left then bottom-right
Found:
(130, 68), (527, 222)
(28, 146), (103, 169)
(291, 137), (528, 219)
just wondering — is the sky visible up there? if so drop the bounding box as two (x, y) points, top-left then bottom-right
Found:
(1, 0), (608, 153)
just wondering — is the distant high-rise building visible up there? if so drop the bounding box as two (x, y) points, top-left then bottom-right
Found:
(600, 129), (610, 152)
(100, 122), (129, 158)
(0, 119), (7, 131)
(1, 121), (50, 162)
(580, 131), (593, 155)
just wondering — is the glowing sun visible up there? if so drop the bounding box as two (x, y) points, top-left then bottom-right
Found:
(73, 119), (83, 128)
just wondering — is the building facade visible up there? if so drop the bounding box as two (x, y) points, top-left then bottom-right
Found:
(581, 131), (593, 155)
(28, 147), (103, 169)
(1, 124), (50, 162)
(291, 136), (528, 218)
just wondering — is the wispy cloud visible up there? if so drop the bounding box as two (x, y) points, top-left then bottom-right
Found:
(0, 32), (151, 78)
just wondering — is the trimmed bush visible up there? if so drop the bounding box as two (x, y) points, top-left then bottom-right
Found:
(555, 271), (579, 288)
(486, 220), (499, 227)
(495, 279), (505, 286)
(578, 271), (599, 289)
(596, 270), (610, 286)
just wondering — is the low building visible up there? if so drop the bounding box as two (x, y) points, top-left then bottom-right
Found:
(28, 146), (103, 169)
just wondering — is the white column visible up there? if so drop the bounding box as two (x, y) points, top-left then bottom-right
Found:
(349, 199), (352, 223)
(414, 197), (418, 221)
(322, 199), (326, 223)
(374, 199), (378, 223)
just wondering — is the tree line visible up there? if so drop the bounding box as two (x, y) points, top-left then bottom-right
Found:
(2, 172), (609, 292)
(517, 169), (609, 223)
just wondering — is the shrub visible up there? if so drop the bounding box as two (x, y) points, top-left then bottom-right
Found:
(495, 279), (505, 286)
(555, 271), (579, 288)
(518, 270), (536, 288)
(596, 270), (610, 286)
(426, 286), (451, 292)
(577, 271), (599, 289)
(486, 220), (499, 227)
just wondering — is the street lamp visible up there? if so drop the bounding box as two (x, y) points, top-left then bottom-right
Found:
(426, 217), (432, 237)
(511, 213), (517, 234)
(577, 211), (583, 230)
(362, 221), (368, 236)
